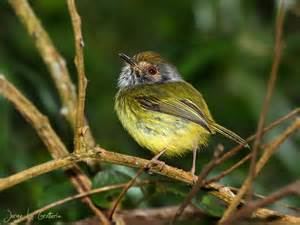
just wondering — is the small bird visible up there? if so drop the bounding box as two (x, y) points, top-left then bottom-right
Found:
(115, 51), (248, 174)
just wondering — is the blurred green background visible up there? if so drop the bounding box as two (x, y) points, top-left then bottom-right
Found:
(0, 0), (299, 224)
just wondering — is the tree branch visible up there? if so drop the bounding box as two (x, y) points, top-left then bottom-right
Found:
(213, 108), (299, 168)
(8, 0), (76, 126)
(0, 75), (67, 159)
(206, 153), (252, 184)
(219, 1), (286, 222)
(67, 0), (88, 154)
(172, 145), (223, 224)
(8, 0), (95, 148)
(223, 180), (300, 225)
(206, 113), (300, 184)
(0, 155), (77, 191)
(0, 146), (299, 224)
(0, 75), (107, 223)
(220, 118), (300, 225)
(11, 180), (153, 224)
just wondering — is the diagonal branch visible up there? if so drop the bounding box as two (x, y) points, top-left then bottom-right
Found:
(205, 153), (252, 184)
(108, 149), (167, 220)
(8, 0), (95, 147)
(0, 154), (77, 191)
(8, 0), (76, 126)
(171, 145), (224, 224)
(222, 180), (300, 225)
(0, 75), (68, 158)
(11, 180), (152, 224)
(220, 118), (300, 225)
(219, 2), (286, 222)
(0, 75), (107, 224)
(214, 108), (299, 167)
(206, 113), (300, 184)
(247, 0), (286, 198)
(254, 118), (300, 174)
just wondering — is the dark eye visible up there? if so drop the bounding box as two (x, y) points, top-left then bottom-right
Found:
(147, 66), (157, 75)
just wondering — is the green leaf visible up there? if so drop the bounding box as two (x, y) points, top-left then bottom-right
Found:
(141, 181), (189, 207)
(92, 169), (132, 208)
(197, 194), (226, 217)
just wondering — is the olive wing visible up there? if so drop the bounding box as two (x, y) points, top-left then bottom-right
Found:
(134, 94), (213, 134)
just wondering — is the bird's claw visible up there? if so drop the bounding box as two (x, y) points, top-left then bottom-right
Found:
(145, 159), (165, 173)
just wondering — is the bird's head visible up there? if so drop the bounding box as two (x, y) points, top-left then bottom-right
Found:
(117, 51), (182, 88)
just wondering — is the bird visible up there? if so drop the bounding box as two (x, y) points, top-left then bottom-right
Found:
(114, 51), (248, 175)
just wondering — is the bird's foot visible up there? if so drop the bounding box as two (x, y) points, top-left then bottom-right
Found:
(190, 167), (195, 177)
(189, 168), (198, 184)
(145, 159), (166, 173)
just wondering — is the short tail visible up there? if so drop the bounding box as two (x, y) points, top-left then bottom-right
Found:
(210, 123), (249, 148)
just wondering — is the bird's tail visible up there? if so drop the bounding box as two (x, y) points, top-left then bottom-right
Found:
(210, 123), (249, 148)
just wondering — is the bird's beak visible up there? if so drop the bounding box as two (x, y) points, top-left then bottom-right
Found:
(118, 53), (137, 67)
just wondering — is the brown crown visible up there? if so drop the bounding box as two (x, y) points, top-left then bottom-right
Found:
(133, 51), (167, 64)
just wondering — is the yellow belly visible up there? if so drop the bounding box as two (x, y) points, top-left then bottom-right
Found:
(116, 105), (210, 157)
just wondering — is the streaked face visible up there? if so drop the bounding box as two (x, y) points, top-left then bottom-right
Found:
(118, 52), (182, 88)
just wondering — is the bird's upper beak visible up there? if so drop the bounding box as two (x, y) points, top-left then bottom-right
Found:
(119, 53), (137, 67)
(119, 53), (143, 78)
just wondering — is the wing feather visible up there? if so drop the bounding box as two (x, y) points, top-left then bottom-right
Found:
(135, 96), (213, 133)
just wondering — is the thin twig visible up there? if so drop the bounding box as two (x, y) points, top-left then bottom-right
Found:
(220, 119), (300, 225)
(223, 180), (300, 225)
(219, 2), (286, 222)
(205, 153), (252, 184)
(214, 108), (299, 167)
(228, 187), (300, 213)
(67, 0), (88, 154)
(207, 116), (300, 185)
(248, 0), (286, 197)
(108, 149), (167, 220)
(171, 145), (224, 224)
(109, 168), (144, 220)
(11, 180), (152, 224)
(254, 118), (300, 174)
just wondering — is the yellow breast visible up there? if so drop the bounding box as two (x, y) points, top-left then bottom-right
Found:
(115, 92), (210, 157)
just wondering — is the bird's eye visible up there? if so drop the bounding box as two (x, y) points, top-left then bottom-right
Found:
(147, 66), (157, 75)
